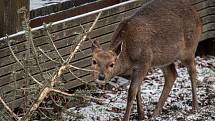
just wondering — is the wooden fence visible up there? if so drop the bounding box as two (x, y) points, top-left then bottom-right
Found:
(0, 0), (214, 109)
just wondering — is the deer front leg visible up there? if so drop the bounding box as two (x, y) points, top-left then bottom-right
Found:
(123, 66), (148, 121)
(136, 86), (144, 120)
(123, 83), (139, 121)
(153, 64), (177, 116)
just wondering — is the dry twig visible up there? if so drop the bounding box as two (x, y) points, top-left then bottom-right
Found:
(0, 97), (20, 121)
(38, 47), (60, 64)
(43, 24), (65, 64)
(50, 88), (105, 101)
(19, 12), (102, 121)
(20, 9), (47, 82)
(67, 64), (97, 72)
(65, 12), (102, 64)
(8, 39), (43, 87)
(69, 69), (88, 84)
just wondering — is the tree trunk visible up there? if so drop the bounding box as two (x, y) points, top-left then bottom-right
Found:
(0, 0), (29, 37)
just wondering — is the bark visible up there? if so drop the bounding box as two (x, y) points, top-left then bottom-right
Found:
(0, 0), (29, 37)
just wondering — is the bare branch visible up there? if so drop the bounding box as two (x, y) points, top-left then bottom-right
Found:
(69, 69), (88, 84)
(38, 108), (52, 120)
(29, 34), (47, 82)
(80, 24), (87, 34)
(43, 24), (65, 64)
(21, 14), (47, 82)
(50, 88), (105, 101)
(38, 47), (60, 64)
(0, 97), (20, 121)
(80, 24), (94, 45)
(20, 12), (102, 121)
(67, 64), (97, 72)
(20, 87), (50, 121)
(8, 40), (43, 87)
(65, 12), (102, 64)
(50, 95), (64, 108)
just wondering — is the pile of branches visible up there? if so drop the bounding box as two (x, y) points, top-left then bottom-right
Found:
(0, 8), (103, 121)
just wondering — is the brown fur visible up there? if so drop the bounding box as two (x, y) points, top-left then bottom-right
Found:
(91, 0), (202, 120)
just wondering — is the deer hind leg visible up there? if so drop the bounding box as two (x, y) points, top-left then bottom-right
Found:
(153, 63), (177, 117)
(136, 86), (144, 120)
(182, 58), (198, 111)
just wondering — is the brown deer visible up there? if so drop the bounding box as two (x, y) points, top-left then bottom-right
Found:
(91, 0), (202, 120)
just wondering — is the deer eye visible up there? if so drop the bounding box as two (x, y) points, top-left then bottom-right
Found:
(109, 63), (114, 68)
(92, 60), (97, 65)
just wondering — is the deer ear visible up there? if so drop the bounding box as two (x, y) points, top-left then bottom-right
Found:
(114, 41), (123, 58)
(92, 40), (101, 52)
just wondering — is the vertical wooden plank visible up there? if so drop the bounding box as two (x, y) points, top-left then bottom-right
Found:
(0, 0), (4, 37)
(0, 0), (30, 37)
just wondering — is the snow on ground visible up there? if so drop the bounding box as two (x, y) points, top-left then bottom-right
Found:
(30, 0), (70, 10)
(64, 56), (215, 121)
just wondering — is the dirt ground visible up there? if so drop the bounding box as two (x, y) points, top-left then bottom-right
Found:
(63, 56), (215, 121)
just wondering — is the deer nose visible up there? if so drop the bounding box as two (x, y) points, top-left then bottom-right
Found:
(98, 73), (105, 81)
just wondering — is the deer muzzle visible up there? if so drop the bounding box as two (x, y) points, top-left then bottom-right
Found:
(95, 73), (107, 85)
(98, 73), (105, 81)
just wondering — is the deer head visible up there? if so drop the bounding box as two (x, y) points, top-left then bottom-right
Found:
(91, 40), (123, 85)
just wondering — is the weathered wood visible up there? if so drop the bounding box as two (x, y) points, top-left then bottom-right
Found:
(199, 7), (215, 18)
(1, 0), (215, 109)
(193, 0), (215, 10)
(0, 6), (139, 88)
(1, 35), (110, 105)
(192, 0), (205, 5)
(0, 0), (213, 82)
(30, 0), (120, 28)
(0, 0), (30, 37)
(3, 43), (109, 103)
(30, 0), (97, 18)
(64, 74), (92, 90)
(0, 0), (144, 49)
(0, 8), (136, 60)
(1, 36), (113, 91)
(201, 31), (215, 40)
(203, 23), (215, 33)
(201, 15), (215, 25)
(193, 0), (215, 41)
(1, 34), (112, 94)
(0, 22), (118, 85)
(5, 73), (92, 108)
(2, 6), (214, 72)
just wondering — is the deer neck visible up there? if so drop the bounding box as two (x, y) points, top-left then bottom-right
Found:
(113, 50), (130, 76)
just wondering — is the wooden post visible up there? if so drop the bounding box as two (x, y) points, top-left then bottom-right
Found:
(0, 0), (29, 37)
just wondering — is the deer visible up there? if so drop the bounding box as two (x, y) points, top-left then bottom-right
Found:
(91, 0), (202, 120)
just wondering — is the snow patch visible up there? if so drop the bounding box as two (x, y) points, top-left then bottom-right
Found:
(64, 56), (215, 120)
